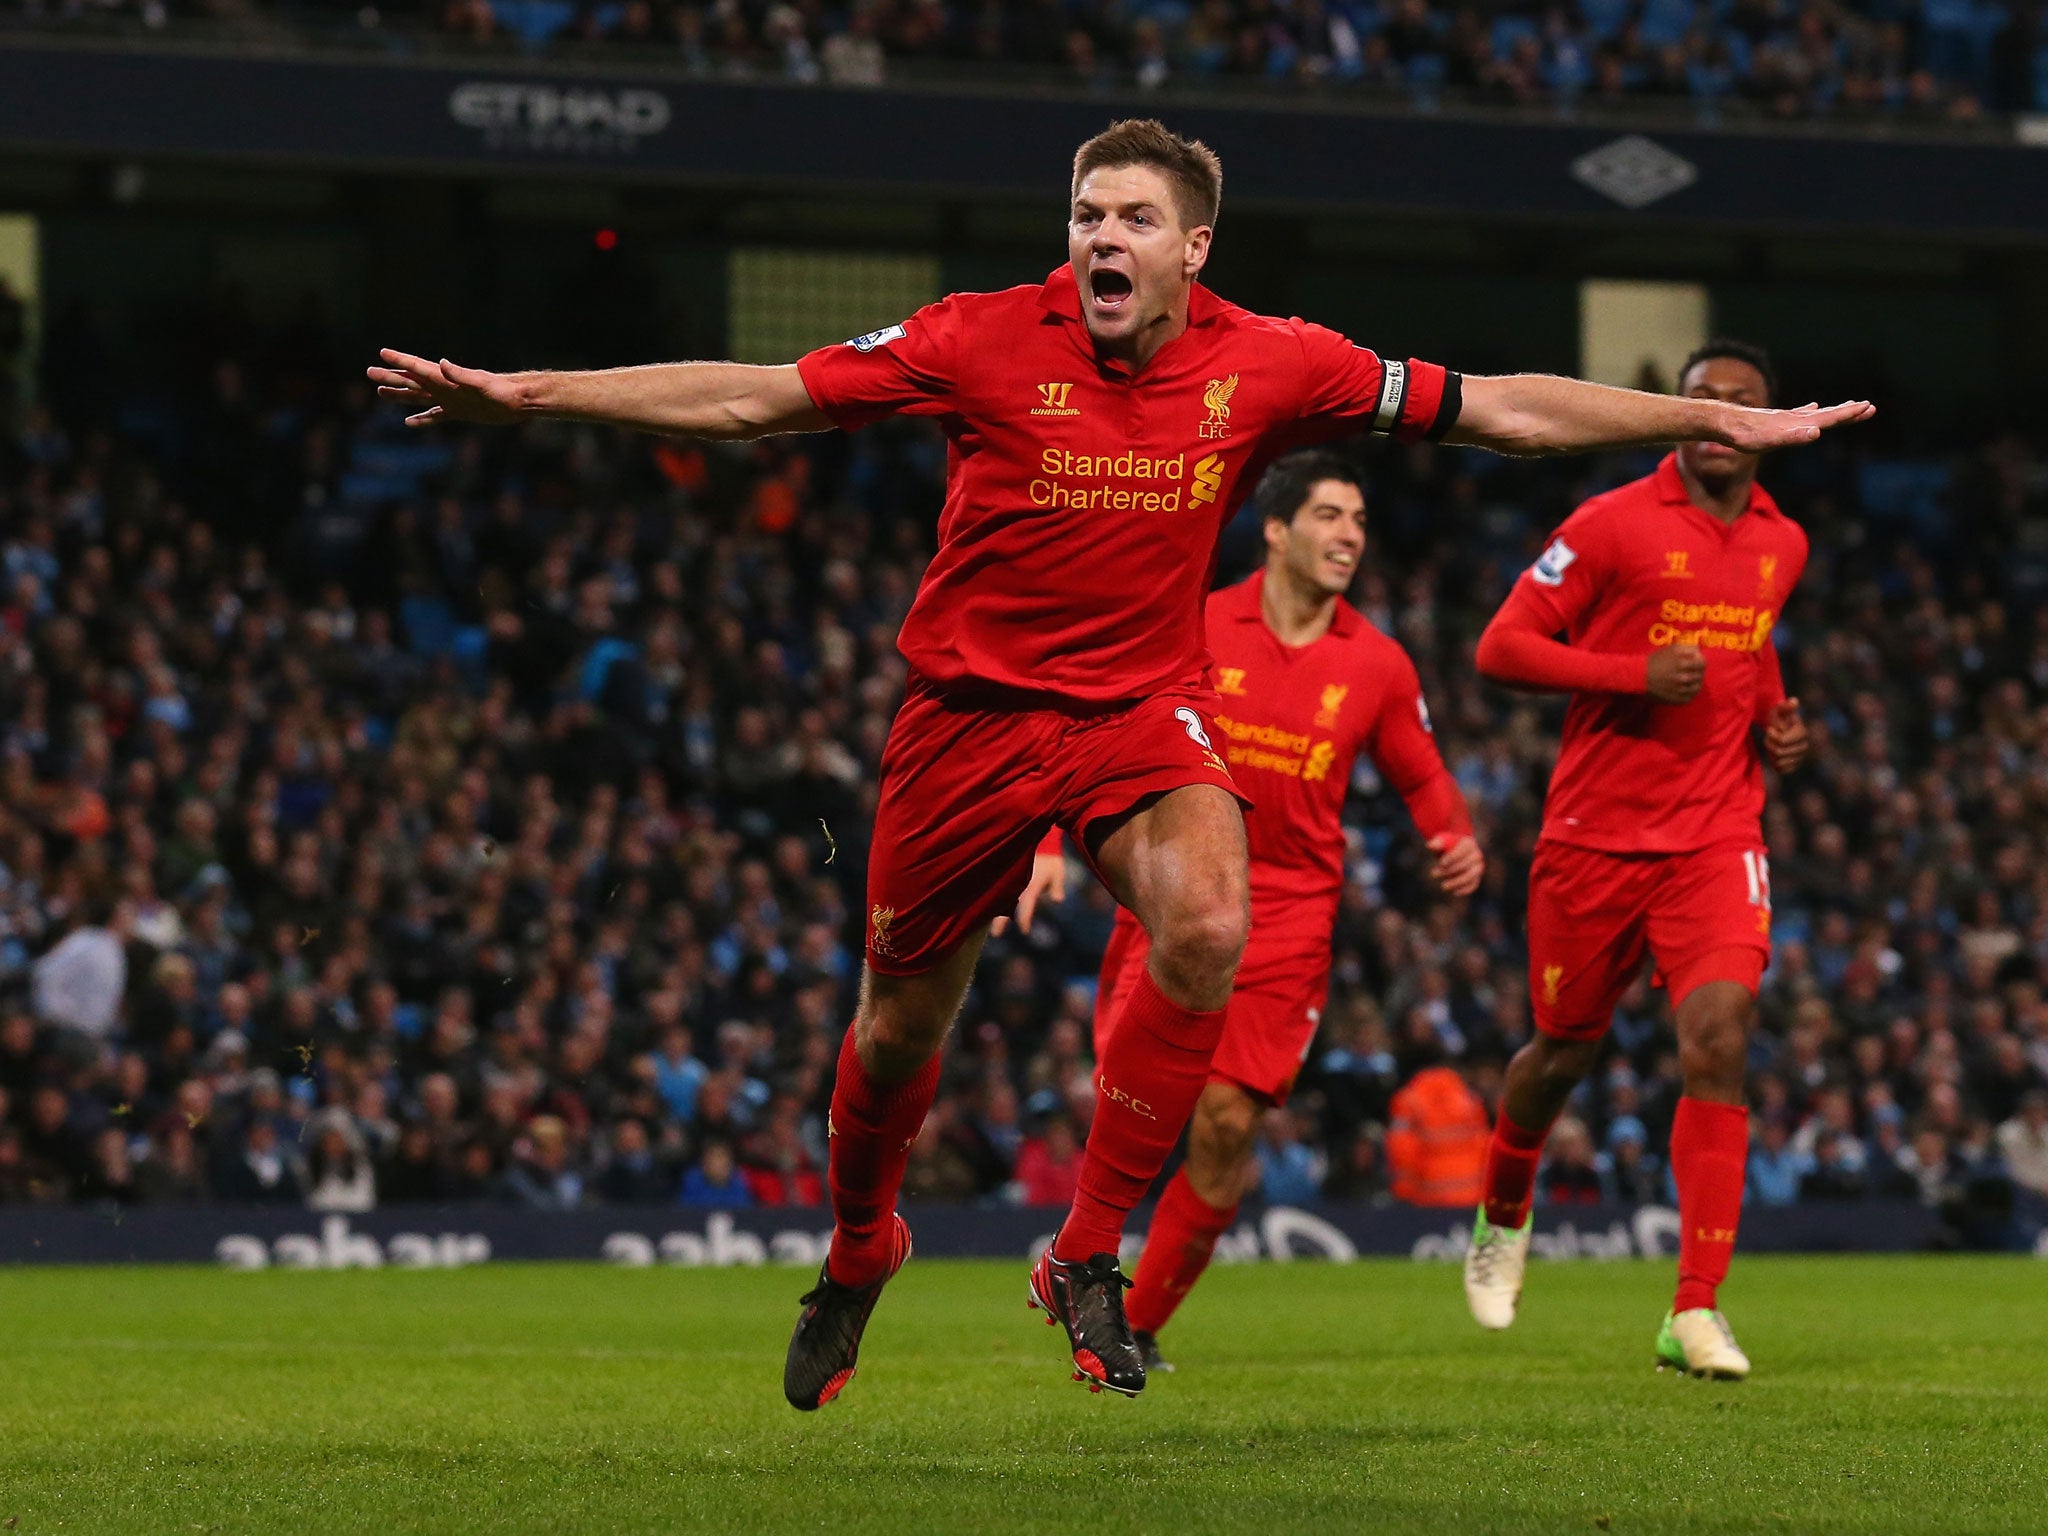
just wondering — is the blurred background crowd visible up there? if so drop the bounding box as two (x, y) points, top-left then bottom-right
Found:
(8, 0), (2047, 123)
(0, 286), (2045, 1233)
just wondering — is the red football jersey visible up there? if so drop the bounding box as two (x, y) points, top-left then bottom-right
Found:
(1507, 454), (1808, 854)
(1206, 571), (1471, 910)
(797, 267), (1457, 705)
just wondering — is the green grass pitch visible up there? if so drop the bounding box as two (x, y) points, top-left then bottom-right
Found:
(2, 1255), (2043, 1534)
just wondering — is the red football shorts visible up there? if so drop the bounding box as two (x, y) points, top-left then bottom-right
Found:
(1095, 901), (1329, 1105)
(1526, 838), (1772, 1041)
(862, 675), (1248, 976)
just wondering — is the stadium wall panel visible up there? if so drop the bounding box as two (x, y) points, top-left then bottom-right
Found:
(5, 41), (2048, 242)
(2, 1199), (2039, 1268)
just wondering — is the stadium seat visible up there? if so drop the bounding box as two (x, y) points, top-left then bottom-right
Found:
(1578, 0), (1632, 39)
(1638, 0), (1695, 47)
(491, 0), (576, 49)
(399, 595), (460, 659)
(1490, 15), (1540, 57)
(341, 438), (453, 504)
(1857, 459), (1952, 541)
(1405, 50), (1447, 106)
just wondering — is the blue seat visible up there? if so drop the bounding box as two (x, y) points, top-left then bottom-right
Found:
(1639, 0), (1694, 47)
(1857, 460), (1951, 541)
(400, 595), (460, 659)
(492, 0), (575, 48)
(1579, 0), (1632, 38)
(1490, 14), (1539, 55)
(1405, 50), (1447, 106)
(1546, 43), (1592, 91)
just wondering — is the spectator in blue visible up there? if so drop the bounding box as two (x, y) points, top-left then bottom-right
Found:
(651, 1024), (706, 1125)
(680, 1140), (753, 1207)
(1257, 1106), (1326, 1206)
(1748, 1118), (1803, 1207)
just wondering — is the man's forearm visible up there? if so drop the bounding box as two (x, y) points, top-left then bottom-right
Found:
(1449, 374), (1729, 456)
(1476, 611), (1648, 694)
(515, 361), (829, 440)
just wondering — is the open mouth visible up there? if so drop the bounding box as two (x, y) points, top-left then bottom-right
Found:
(1089, 268), (1134, 310)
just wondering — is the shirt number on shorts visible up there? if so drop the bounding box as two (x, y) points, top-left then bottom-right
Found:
(1175, 706), (1214, 751)
(1742, 850), (1772, 910)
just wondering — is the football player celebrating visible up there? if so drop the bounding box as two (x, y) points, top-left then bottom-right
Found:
(374, 125), (1868, 1407)
(1466, 340), (1814, 1380)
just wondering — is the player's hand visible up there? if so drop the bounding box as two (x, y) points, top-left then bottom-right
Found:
(367, 350), (527, 428)
(1764, 697), (1809, 774)
(1645, 643), (1706, 705)
(1427, 833), (1484, 898)
(991, 849), (1067, 936)
(1710, 399), (1874, 453)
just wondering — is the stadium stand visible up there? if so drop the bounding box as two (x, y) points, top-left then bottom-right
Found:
(6, 0), (2047, 121)
(0, 289), (2044, 1222)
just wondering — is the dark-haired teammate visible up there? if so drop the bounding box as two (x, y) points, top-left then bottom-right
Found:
(1097, 452), (1481, 1368)
(1466, 340), (1815, 1380)
(373, 125), (1871, 1408)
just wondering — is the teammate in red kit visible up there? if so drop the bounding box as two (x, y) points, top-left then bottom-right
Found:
(1088, 451), (1482, 1371)
(1465, 340), (1823, 1380)
(371, 121), (1871, 1409)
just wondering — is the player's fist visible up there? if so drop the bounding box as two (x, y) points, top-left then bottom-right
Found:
(1646, 643), (1706, 705)
(367, 350), (527, 428)
(1426, 833), (1485, 899)
(991, 848), (1068, 936)
(1764, 697), (1809, 774)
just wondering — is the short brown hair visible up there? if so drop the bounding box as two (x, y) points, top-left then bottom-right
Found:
(1071, 119), (1223, 231)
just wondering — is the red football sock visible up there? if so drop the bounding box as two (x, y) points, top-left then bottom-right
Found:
(1481, 1109), (1553, 1230)
(1056, 968), (1227, 1261)
(1126, 1167), (1238, 1336)
(824, 1025), (941, 1287)
(1670, 1095), (1748, 1314)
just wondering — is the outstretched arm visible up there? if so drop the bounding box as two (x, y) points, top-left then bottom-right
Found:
(1447, 374), (1872, 457)
(368, 351), (832, 440)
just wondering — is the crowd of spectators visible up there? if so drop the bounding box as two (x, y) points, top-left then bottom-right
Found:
(1, 288), (2046, 1244)
(11, 0), (2047, 122)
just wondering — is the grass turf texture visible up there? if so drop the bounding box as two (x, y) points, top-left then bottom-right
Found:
(1, 1256), (2043, 1534)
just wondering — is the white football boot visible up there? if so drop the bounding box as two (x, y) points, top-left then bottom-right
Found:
(1656, 1308), (1751, 1380)
(1463, 1209), (1532, 1331)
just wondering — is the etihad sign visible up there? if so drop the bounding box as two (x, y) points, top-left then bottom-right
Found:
(448, 83), (672, 154)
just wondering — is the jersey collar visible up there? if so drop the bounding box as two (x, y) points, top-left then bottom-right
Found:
(1231, 569), (1362, 641)
(1654, 452), (1780, 523)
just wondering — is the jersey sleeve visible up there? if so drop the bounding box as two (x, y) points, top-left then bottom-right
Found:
(1505, 500), (1619, 635)
(1290, 321), (1462, 445)
(1366, 649), (1474, 842)
(794, 297), (963, 430)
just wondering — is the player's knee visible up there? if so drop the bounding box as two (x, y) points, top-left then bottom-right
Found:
(1151, 896), (1248, 1001)
(1532, 1035), (1601, 1096)
(1677, 997), (1750, 1090)
(857, 997), (950, 1081)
